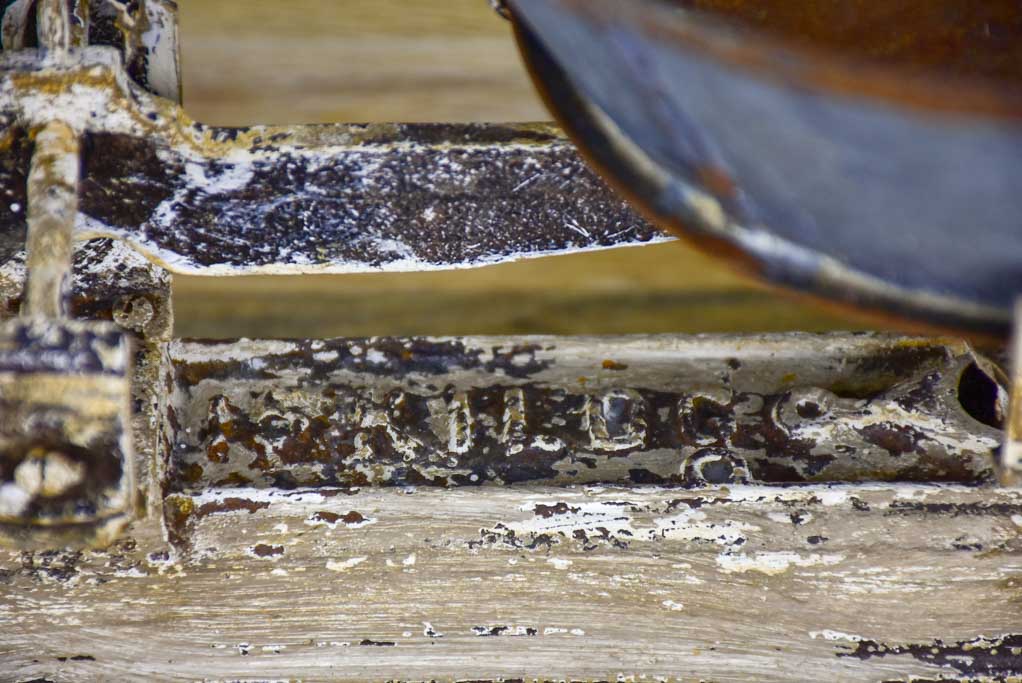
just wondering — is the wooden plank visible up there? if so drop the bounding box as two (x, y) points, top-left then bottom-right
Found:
(2, 484), (1020, 681)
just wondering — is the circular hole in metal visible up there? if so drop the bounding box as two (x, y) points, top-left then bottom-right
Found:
(694, 454), (735, 484)
(957, 362), (1002, 429)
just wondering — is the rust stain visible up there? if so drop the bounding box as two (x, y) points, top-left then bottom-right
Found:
(195, 497), (271, 518)
(310, 510), (366, 526)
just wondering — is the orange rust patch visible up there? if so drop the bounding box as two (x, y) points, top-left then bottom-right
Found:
(196, 497), (270, 518)
(311, 510), (367, 526)
(207, 439), (229, 463)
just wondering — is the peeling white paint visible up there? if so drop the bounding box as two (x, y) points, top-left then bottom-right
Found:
(717, 552), (844, 575)
(809, 629), (863, 642)
(656, 511), (757, 546)
(326, 557), (367, 572)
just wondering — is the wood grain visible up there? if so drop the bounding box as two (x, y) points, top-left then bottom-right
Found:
(2, 484), (1020, 681)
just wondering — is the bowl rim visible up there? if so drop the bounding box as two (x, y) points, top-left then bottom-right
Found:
(508, 3), (1013, 340)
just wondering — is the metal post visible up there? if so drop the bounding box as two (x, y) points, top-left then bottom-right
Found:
(36, 0), (71, 55)
(1002, 299), (1022, 485)
(21, 120), (79, 318)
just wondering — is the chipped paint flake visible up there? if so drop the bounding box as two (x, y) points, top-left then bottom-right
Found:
(717, 551), (844, 575)
(326, 557), (367, 572)
(809, 629), (863, 642)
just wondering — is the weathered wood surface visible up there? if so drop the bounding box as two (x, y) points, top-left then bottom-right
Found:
(1, 483), (1020, 681)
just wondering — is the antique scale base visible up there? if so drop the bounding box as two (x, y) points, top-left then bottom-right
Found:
(0, 2), (1020, 681)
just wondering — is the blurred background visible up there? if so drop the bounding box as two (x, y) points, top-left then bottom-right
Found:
(172, 0), (870, 339)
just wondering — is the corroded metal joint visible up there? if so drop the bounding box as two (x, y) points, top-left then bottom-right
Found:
(0, 318), (135, 548)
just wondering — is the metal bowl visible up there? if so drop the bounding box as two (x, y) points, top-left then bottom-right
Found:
(507, 0), (1022, 337)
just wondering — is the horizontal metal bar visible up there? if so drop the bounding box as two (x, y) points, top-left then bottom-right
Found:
(0, 48), (670, 276)
(165, 333), (1003, 490)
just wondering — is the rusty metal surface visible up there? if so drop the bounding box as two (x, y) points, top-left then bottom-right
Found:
(166, 333), (1004, 490)
(1, 237), (172, 339)
(0, 4), (180, 546)
(0, 317), (134, 548)
(0, 3), (1018, 676)
(1, 238), (172, 524)
(0, 46), (670, 276)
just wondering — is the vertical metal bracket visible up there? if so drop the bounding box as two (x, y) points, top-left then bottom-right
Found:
(1002, 299), (1022, 485)
(0, 0), (139, 548)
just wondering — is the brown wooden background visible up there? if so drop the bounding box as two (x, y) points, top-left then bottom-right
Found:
(172, 0), (868, 339)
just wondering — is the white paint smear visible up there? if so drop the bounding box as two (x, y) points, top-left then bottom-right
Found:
(326, 557), (367, 572)
(717, 552), (843, 575)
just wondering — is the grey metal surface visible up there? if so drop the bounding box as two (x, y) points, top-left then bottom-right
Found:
(508, 0), (1022, 336)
